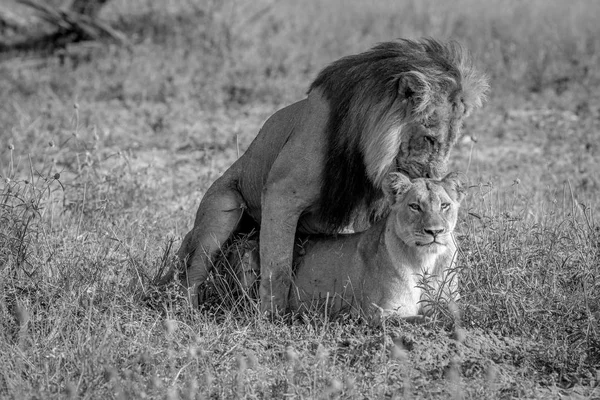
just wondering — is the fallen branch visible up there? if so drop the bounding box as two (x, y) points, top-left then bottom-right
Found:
(0, 5), (29, 32)
(1, 0), (129, 54)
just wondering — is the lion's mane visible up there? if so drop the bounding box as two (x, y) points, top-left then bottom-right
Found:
(310, 38), (488, 230)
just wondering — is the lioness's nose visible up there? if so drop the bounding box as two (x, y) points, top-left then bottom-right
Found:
(424, 228), (444, 237)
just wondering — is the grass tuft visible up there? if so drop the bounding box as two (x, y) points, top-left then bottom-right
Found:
(460, 181), (600, 385)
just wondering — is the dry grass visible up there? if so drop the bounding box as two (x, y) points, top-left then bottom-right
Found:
(1, 0), (600, 398)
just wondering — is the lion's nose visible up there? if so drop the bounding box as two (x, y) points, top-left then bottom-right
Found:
(424, 228), (444, 237)
(423, 170), (442, 179)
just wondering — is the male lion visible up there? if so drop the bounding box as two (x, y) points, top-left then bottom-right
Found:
(225, 172), (464, 323)
(167, 38), (488, 314)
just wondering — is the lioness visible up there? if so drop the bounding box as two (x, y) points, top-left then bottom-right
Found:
(165, 39), (487, 314)
(229, 172), (464, 322)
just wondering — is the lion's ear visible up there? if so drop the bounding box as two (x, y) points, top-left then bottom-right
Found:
(441, 172), (466, 203)
(460, 71), (490, 117)
(398, 71), (433, 116)
(384, 172), (412, 202)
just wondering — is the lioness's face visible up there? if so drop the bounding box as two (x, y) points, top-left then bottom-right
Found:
(391, 177), (461, 253)
(396, 96), (465, 180)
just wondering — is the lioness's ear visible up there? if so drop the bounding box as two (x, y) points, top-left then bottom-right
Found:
(384, 172), (412, 202)
(398, 71), (433, 116)
(441, 172), (466, 203)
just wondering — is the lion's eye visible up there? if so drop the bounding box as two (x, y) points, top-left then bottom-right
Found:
(409, 203), (421, 212)
(441, 203), (450, 211)
(423, 135), (436, 147)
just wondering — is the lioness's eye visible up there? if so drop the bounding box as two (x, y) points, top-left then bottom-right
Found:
(409, 203), (421, 212)
(441, 203), (450, 210)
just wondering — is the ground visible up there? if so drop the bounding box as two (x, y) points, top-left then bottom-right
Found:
(0, 0), (599, 398)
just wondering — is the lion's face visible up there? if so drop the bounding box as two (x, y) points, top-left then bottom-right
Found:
(386, 172), (464, 253)
(396, 96), (465, 180)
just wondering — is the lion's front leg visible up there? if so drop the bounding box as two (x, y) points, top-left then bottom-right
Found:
(256, 89), (328, 315)
(259, 187), (304, 316)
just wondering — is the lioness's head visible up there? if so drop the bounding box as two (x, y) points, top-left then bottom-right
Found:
(384, 172), (465, 253)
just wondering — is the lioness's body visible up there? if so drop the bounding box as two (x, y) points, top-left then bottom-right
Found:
(291, 218), (450, 318)
(290, 174), (463, 319)
(294, 217), (423, 315)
